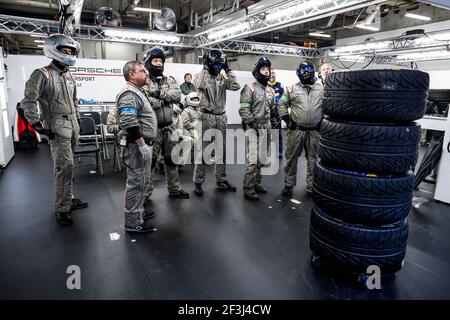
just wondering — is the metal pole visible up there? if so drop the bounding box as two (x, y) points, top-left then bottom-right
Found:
(148, 0), (152, 30)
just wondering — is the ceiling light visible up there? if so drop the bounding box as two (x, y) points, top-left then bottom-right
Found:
(356, 24), (380, 31)
(133, 7), (161, 13)
(407, 31), (450, 46)
(34, 40), (45, 43)
(104, 29), (180, 42)
(37, 45), (44, 48)
(334, 41), (390, 54)
(207, 23), (250, 40)
(309, 32), (331, 38)
(338, 54), (365, 62)
(30, 33), (47, 38)
(428, 31), (450, 41)
(397, 50), (450, 61)
(266, 0), (330, 21)
(266, 0), (362, 21)
(405, 13), (431, 21)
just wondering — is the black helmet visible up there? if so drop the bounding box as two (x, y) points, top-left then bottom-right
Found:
(252, 56), (271, 86)
(203, 49), (226, 76)
(296, 61), (315, 85)
(144, 47), (166, 77)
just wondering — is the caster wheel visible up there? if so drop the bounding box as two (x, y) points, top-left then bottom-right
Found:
(311, 254), (321, 268)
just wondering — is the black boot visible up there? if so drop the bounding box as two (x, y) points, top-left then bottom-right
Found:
(71, 198), (88, 211)
(143, 198), (152, 208)
(217, 181), (237, 192)
(143, 198), (155, 220)
(281, 186), (293, 197)
(244, 189), (259, 200)
(55, 211), (73, 226)
(255, 185), (267, 194)
(143, 212), (155, 220)
(125, 220), (157, 233)
(194, 183), (203, 196)
(169, 189), (190, 199)
(158, 162), (165, 174)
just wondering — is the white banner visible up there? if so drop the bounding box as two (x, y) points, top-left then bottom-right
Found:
(4, 55), (299, 125)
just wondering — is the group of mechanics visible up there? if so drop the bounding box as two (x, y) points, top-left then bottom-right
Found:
(21, 34), (332, 232)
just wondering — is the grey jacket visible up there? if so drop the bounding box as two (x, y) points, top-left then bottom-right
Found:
(144, 75), (181, 128)
(21, 62), (79, 129)
(115, 81), (158, 140)
(193, 69), (240, 114)
(239, 81), (275, 125)
(181, 106), (201, 136)
(278, 82), (324, 129)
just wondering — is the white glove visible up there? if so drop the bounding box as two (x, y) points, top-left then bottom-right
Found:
(220, 69), (228, 79)
(192, 131), (200, 140)
(172, 129), (182, 142)
(138, 142), (152, 161)
(173, 105), (182, 114)
(182, 135), (193, 142)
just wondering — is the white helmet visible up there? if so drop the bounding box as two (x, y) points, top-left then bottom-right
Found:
(44, 34), (80, 66)
(186, 92), (200, 108)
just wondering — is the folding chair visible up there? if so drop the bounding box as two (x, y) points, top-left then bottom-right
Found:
(101, 111), (122, 171)
(79, 111), (107, 160)
(74, 116), (104, 175)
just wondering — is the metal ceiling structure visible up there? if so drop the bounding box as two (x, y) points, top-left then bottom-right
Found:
(0, 14), (193, 47)
(195, 0), (386, 45)
(0, 13), (324, 57)
(328, 29), (450, 63)
(416, 0), (450, 9)
(204, 39), (327, 58)
(1, 0), (450, 64)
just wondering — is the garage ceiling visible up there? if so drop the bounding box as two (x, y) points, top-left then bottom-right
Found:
(1, 0), (450, 61)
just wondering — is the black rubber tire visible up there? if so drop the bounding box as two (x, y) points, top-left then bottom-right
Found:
(309, 206), (408, 274)
(312, 162), (414, 225)
(323, 69), (429, 122)
(319, 118), (421, 174)
(324, 69), (429, 92)
(426, 89), (450, 102)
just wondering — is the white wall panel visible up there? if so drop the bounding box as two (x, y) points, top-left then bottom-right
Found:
(5, 55), (299, 125)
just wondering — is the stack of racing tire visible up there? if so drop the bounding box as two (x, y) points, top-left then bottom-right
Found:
(309, 69), (429, 282)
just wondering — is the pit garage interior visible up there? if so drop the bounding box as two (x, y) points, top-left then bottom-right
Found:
(0, 0), (450, 300)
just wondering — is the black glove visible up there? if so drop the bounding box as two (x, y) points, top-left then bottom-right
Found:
(223, 57), (231, 74)
(33, 122), (55, 140)
(281, 115), (290, 127)
(270, 107), (279, 120)
(282, 115), (296, 130)
(150, 90), (161, 98)
(288, 121), (297, 130)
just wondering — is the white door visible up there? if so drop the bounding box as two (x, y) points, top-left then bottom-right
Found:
(0, 47), (15, 167)
(434, 114), (450, 204)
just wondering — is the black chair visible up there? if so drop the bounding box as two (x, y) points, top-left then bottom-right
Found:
(100, 111), (109, 127)
(74, 116), (103, 175)
(101, 111), (122, 171)
(79, 111), (107, 159)
(80, 111), (101, 127)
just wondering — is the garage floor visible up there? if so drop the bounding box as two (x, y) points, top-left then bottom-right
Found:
(1, 141), (450, 299)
